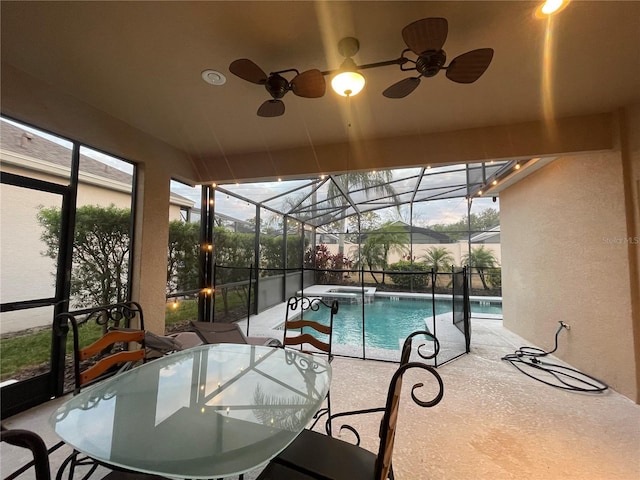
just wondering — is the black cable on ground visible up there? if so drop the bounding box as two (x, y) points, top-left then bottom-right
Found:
(501, 321), (608, 393)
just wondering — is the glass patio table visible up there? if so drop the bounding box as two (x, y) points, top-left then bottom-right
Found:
(50, 343), (331, 478)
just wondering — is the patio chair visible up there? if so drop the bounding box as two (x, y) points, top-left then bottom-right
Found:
(282, 296), (338, 434)
(52, 303), (150, 480)
(51, 302), (149, 395)
(256, 361), (444, 480)
(1, 427), (166, 480)
(324, 329), (439, 436)
(145, 322), (281, 361)
(189, 321), (281, 347)
(2, 428), (50, 480)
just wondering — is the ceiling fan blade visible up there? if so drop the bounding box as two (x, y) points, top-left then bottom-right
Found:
(229, 58), (268, 84)
(257, 99), (285, 117)
(446, 48), (494, 84)
(402, 17), (448, 55)
(290, 69), (326, 98)
(383, 77), (421, 99)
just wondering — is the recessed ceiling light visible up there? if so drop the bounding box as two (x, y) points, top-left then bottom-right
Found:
(201, 70), (226, 86)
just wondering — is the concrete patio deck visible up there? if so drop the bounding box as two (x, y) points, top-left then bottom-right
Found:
(2, 318), (639, 479)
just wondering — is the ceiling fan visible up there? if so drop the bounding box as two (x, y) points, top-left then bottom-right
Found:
(229, 59), (325, 117)
(382, 17), (494, 98)
(228, 17), (492, 116)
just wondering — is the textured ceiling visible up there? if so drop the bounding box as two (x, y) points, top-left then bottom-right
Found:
(1, 1), (639, 183)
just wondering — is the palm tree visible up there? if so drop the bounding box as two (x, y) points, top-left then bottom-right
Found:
(462, 245), (499, 289)
(356, 238), (385, 284)
(421, 246), (454, 287)
(326, 171), (400, 256)
(374, 222), (411, 283)
(362, 222), (409, 284)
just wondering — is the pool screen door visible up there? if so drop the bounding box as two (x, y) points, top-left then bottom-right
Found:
(0, 173), (70, 419)
(439, 266), (471, 365)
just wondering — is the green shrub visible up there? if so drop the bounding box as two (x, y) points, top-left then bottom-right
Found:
(387, 261), (431, 290)
(487, 268), (502, 288)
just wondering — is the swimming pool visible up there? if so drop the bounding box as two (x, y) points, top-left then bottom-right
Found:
(303, 297), (501, 350)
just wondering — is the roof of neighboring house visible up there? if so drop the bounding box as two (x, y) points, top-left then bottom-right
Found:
(1, 120), (132, 183)
(214, 211), (254, 233)
(469, 225), (501, 244)
(388, 221), (452, 244)
(1, 120), (193, 207)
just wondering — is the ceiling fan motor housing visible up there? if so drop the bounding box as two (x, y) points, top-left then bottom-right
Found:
(337, 37), (360, 58)
(416, 50), (447, 77)
(265, 74), (290, 99)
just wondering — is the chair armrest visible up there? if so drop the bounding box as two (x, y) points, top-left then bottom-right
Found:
(325, 406), (387, 443)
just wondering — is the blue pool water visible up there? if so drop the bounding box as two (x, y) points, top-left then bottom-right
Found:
(304, 298), (501, 350)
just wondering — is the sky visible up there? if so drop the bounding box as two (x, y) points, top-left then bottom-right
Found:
(210, 168), (499, 227)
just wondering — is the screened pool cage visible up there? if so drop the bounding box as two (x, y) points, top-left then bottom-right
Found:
(169, 161), (512, 364)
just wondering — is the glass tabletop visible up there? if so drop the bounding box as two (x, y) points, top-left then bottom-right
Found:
(50, 343), (331, 478)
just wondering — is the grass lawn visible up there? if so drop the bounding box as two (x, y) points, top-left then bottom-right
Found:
(0, 322), (103, 380)
(0, 302), (196, 381)
(0, 289), (250, 381)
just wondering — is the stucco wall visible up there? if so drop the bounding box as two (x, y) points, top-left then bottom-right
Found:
(501, 108), (639, 401)
(0, 183), (60, 303)
(622, 105), (640, 400)
(331, 242), (501, 267)
(0, 162), (183, 333)
(131, 165), (172, 335)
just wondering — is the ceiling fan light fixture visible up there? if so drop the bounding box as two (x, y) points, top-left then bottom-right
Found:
(536, 0), (569, 17)
(331, 58), (365, 96)
(332, 71), (365, 97)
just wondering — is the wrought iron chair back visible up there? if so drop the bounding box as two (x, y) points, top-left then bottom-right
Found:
(283, 296), (338, 434)
(1, 428), (51, 480)
(323, 329), (440, 437)
(400, 329), (440, 366)
(73, 328), (145, 389)
(283, 296), (338, 357)
(374, 329), (440, 477)
(53, 301), (146, 394)
(1, 427), (169, 480)
(256, 361), (444, 480)
(375, 362), (443, 479)
(52, 302), (147, 480)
